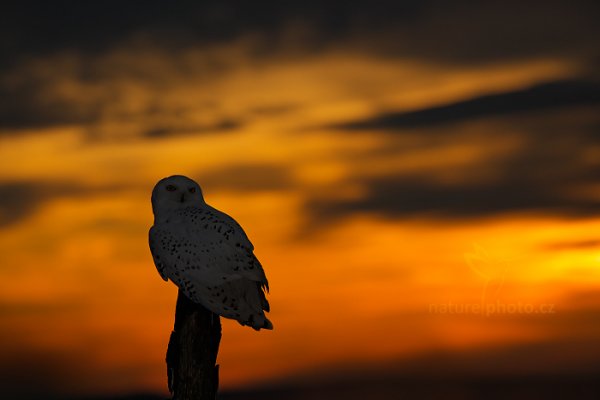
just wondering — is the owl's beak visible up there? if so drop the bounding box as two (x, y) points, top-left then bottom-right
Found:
(180, 193), (186, 203)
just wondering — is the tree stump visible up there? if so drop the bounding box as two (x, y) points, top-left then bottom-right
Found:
(166, 290), (222, 399)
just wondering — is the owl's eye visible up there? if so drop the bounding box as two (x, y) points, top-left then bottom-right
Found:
(189, 187), (196, 193)
(166, 185), (177, 192)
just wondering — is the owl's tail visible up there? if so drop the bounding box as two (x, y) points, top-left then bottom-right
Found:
(242, 313), (273, 331)
(243, 284), (272, 330)
(213, 278), (272, 330)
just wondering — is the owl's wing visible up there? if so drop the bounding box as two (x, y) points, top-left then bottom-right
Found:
(195, 205), (269, 290)
(149, 219), (272, 330)
(192, 207), (272, 329)
(203, 204), (254, 250)
(149, 224), (239, 286)
(148, 226), (168, 281)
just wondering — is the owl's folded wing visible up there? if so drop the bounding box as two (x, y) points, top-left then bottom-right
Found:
(149, 226), (169, 281)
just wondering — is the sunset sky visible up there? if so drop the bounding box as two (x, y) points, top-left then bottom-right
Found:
(1, 1), (600, 399)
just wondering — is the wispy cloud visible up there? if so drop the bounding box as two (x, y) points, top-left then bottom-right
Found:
(332, 79), (600, 132)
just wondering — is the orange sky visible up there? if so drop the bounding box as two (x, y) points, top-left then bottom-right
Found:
(1, 2), (600, 399)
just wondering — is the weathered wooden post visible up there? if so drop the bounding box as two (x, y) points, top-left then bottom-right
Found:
(166, 290), (222, 399)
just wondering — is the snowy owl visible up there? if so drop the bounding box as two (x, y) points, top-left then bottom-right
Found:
(149, 175), (272, 330)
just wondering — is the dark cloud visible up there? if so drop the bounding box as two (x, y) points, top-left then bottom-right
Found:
(1, 1), (598, 66)
(0, 85), (104, 131)
(306, 93), (600, 225)
(142, 119), (242, 138)
(1, 2), (598, 133)
(0, 1), (421, 65)
(308, 173), (600, 223)
(371, 1), (600, 65)
(197, 163), (294, 193)
(0, 349), (81, 400)
(0, 181), (128, 227)
(333, 79), (600, 132)
(219, 376), (600, 400)
(226, 332), (600, 399)
(0, 346), (165, 400)
(0, 181), (61, 227)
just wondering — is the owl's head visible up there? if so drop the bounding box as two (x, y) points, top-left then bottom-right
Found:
(151, 175), (205, 216)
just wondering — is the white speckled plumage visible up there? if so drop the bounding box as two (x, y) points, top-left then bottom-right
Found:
(149, 175), (272, 330)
